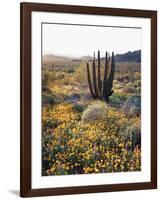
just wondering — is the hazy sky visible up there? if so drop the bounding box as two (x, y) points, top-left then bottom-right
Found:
(42, 23), (142, 57)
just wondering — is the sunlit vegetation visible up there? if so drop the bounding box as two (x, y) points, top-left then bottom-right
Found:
(42, 55), (141, 176)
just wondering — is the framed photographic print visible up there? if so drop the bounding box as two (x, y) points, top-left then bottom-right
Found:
(20, 2), (157, 197)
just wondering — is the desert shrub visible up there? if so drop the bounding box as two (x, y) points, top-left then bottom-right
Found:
(121, 87), (132, 93)
(42, 69), (55, 91)
(122, 82), (136, 94)
(121, 124), (141, 150)
(42, 93), (64, 106)
(109, 93), (127, 105)
(130, 106), (140, 116)
(42, 134), (55, 175)
(64, 93), (81, 103)
(55, 72), (65, 80)
(62, 74), (74, 85)
(109, 94), (121, 104)
(42, 133), (54, 146)
(113, 82), (125, 90)
(134, 80), (141, 94)
(136, 86), (141, 94)
(134, 80), (141, 87)
(126, 82), (133, 88)
(113, 80), (119, 84)
(42, 118), (61, 132)
(134, 72), (141, 80)
(67, 69), (75, 73)
(73, 103), (86, 113)
(73, 64), (87, 85)
(82, 101), (108, 123)
(122, 95), (141, 117)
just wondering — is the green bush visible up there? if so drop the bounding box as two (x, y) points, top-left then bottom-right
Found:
(42, 69), (55, 91)
(42, 118), (61, 132)
(134, 80), (141, 87)
(82, 101), (108, 123)
(67, 69), (75, 73)
(109, 93), (127, 105)
(42, 93), (64, 106)
(122, 95), (141, 117)
(42, 134), (55, 175)
(73, 103), (86, 113)
(120, 124), (141, 150)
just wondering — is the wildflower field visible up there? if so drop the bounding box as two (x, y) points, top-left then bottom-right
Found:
(42, 57), (141, 176)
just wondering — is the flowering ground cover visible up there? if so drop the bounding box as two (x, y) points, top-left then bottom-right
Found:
(42, 64), (141, 176)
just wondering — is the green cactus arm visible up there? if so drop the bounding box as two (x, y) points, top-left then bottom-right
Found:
(86, 63), (97, 99)
(108, 52), (115, 90)
(103, 51), (109, 96)
(104, 52), (115, 100)
(92, 52), (98, 98)
(97, 50), (102, 96)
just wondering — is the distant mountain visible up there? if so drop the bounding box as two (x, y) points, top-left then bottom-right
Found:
(43, 54), (71, 62)
(114, 50), (141, 63)
(43, 54), (94, 67)
(43, 50), (141, 67)
(80, 55), (93, 61)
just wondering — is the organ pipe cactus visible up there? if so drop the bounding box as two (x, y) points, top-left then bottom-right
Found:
(86, 51), (115, 102)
